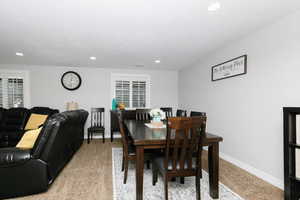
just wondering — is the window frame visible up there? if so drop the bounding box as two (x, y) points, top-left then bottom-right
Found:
(0, 70), (30, 108)
(111, 73), (151, 109)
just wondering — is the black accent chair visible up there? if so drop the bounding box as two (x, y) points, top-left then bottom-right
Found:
(87, 108), (105, 143)
(160, 107), (173, 118)
(176, 109), (187, 117)
(0, 110), (88, 199)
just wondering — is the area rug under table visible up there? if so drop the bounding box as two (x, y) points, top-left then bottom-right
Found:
(112, 148), (244, 200)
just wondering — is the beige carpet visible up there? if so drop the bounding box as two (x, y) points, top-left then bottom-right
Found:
(12, 140), (115, 200)
(9, 139), (283, 200)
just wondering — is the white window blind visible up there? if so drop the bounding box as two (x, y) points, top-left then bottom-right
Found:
(0, 78), (2, 107)
(115, 80), (130, 108)
(132, 81), (146, 108)
(112, 74), (150, 108)
(0, 77), (24, 108)
(7, 78), (24, 108)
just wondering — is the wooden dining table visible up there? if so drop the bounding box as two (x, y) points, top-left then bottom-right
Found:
(124, 120), (223, 200)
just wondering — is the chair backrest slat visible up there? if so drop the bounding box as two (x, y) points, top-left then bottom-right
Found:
(161, 107), (173, 118)
(165, 117), (206, 172)
(136, 109), (150, 121)
(176, 109), (187, 117)
(90, 108), (105, 127)
(190, 111), (206, 117)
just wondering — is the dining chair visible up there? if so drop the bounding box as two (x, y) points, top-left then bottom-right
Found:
(118, 116), (136, 184)
(176, 109), (187, 117)
(160, 107), (173, 118)
(190, 111), (206, 117)
(182, 111), (206, 183)
(87, 108), (105, 143)
(152, 116), (206, 200)
(136, 109), (151, 121)
(118, 116), (153, 183)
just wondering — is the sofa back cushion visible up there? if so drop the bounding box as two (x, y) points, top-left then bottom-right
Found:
(0, 108), (6, 121)
(3, 108), (29, 131)
(25, 107), (59, 126)
(30, 107), (59, 116)
(0, 108), (6, 130)
(31, 110), (88, 180)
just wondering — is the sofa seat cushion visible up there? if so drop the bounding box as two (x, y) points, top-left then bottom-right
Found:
(16, 127), (43, 149)
(25, 114), (48, 130)
(0, 148), (31, 167)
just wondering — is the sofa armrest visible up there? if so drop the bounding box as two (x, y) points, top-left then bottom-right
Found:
(0, 148), (31, 167)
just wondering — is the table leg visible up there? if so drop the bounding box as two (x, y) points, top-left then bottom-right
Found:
(111, 129), (113, 142)
(208, 143), (219, 199)
(136, 146), (144, 200)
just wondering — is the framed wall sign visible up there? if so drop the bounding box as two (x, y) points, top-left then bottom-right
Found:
(211, 55), (247, 81)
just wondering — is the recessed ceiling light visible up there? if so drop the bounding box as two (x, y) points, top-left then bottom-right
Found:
(89, 56), (96, 60)
(208, 2), (221, 12)
(16, 52), (24, 56)
(155, 60), (161, 64)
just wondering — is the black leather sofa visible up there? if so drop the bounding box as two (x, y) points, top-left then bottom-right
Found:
(0, 107), (59, 147)
(0, 109), (89, 199)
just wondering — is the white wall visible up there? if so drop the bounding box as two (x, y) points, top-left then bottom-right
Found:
(0, 65), (178, 138)
(178, 10), (300, 189)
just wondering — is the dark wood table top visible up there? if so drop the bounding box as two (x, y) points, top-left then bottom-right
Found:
(124, 120), (223, 146)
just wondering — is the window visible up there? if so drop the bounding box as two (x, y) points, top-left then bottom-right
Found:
(7, 78), (24, 108)
(0, 71), (29, 108)
(112, 74), (150, 108)
(0, 78), (2, 107)
(115, 80), (130, 107)
(132, 81), (146, 107)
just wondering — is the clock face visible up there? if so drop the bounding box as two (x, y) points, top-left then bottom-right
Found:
(61, 71), (82, 90)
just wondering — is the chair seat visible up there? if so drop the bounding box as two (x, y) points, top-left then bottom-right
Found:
(154, 156), (197, 171)
(88, 126), (105, 132)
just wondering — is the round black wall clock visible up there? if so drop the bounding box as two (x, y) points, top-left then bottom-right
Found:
(61, 71), (82, 91)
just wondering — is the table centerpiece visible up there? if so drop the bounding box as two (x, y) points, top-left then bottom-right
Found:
(149, 108), (166, 128)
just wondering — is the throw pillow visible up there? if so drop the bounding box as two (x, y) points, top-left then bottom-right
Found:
(25, 113), (48, 130)
(16, 127), (43, 149)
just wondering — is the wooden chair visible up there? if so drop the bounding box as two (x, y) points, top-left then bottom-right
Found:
(176, 109), (187, 117)
(152, 116), (206, 200)
(118, 116), (153, 184)
(179, 111), (205, 184)
(160, 107), (173, 118)
(136, 109), (151, 121)
(190, 111), (206, 117)
(87, 108), (105, 143)
(118, 116), (136, 184)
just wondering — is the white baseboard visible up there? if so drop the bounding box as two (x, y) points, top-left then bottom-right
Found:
(219, 152), (284, 190)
